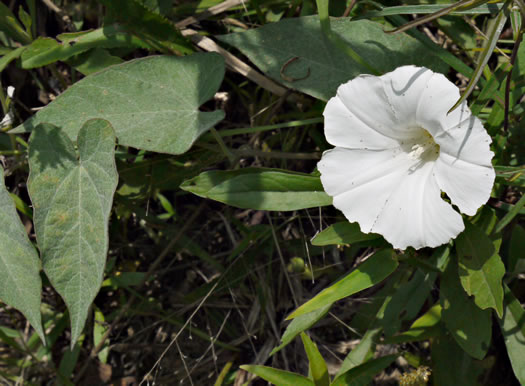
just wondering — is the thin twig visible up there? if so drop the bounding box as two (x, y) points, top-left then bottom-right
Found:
(182, 29), (295, 99)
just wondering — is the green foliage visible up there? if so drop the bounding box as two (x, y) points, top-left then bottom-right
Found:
(16, 53), (225, 155)
(219, 16), (448, 101)
(440, 258), (492, 360)
(0, 0), (522, 383)
(287, 249), (398, 319)
(310, 222), (379, 246)
(0, 168), (43, 341)
(456, 221), (505, 317)
(181, 168), (331, 211)
(27, 119), (118, 345)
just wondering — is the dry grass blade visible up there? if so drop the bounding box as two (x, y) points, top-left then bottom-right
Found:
(182, 29), (293, 98)
(176, 0), (246, 29)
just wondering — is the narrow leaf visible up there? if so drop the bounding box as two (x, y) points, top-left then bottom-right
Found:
(336, 327), (380, 377)
(494, 193), (525, 233)
(332, 355), (398, 386)
(20, 25), (147, 69)
(98, 0), (193, 55)
(456, 221), (505, 317)
(311, 222), (379, 246)
(0, 167), (43, 341)
(300, 333), (330, 386)
(181, 168), (331, 211)
(498, 284), (525, 384)
(270, 305), (330, 356)
(440, 259), (492, 360)
(448, 0), (511, 113)
(0, 2), (31, 44)
(28, 119), (118, 346)
(287, 249), (398, 320)
(361, 3), (503, 17)
(15, 53), (225, 155)
(240, 365), (315, 386)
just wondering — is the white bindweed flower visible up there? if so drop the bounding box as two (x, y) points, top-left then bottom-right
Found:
(318, 66), (495, 250)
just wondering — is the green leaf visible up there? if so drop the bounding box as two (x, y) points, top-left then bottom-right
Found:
(311, 222), (379, 246)
(0, 2), (31, 45)
(286, 249), (398, 320)
(336, 327), (380, 377)
(218, 16), (448, 101)
(0, 46), (25, 73)
(456, 221), (505, 317)
(98, 0), (193, 55)
(0, 167), (43, 342)
(508, 225), (525, 273)
(381, 270), (437, 336)
(495, 160), (522, 184)
(498, 284), (525, 384)
(494, 193), (525, 234)
(27, 119), (118, 346)
(270, 304), (330, 356)
(66, 48), (124, 76)
(440, 258), (492, 360)
(180, 168), (331, 211)
(331, 355), (398, 386)
(15, 53), (225, 155)
(385, 303), (445, 344)
(432, 334), (485, 386)
(448, 0), (512, 113)
(300, 333), (330, 386)
(20, 25), (148, 69)
(240, 365), (315, 386)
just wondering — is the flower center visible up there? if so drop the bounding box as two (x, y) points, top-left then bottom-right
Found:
(404, 129), (440, 162)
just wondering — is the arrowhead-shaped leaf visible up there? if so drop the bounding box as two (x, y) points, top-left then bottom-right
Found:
(456, 221), (505, 317)
(16, 53), (225, 155)
(181, 168), (331, 211)
(218, 16), (448, 101)
(28, 119), (118, 345)
(0, 168), (43, 341)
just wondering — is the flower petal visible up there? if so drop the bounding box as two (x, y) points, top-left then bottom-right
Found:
(431, 106), (495, 216)
(380, 65), (434, 131)
(323, 96), (398, 149)
(370, 160), (465, 249)
(415, 72), (472, 136)
(334, 73), (422, 143)
(319, 147), (464, 249)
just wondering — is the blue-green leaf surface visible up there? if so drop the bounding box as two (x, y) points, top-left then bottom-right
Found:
(15, 53), (225, 155)
(219, 16), (448, 101)
(0, 168), (43, 341)
(28, 119), (118, 345)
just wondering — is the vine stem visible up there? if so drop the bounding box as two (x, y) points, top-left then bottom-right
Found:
(503, 27), (524, 132)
